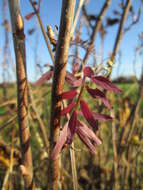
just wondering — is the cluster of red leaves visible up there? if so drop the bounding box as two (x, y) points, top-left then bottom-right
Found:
(35, 65), (122, 160)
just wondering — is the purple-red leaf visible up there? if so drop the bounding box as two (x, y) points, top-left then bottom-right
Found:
(93, 113), (112, 121)
(86, 86), (112, 109)
(77, 121), (102, 145)
(76, 127), (97, 155)
(83, 66), (94, 78)
(80, 100), (98, 131)
(61, 102), (76, 116)
(51, 123), (68, 160)
(35, 70), (53, 86)
(65, 71), (82, 87)
(65, 71), (76, 83)
(91, 76), (122, 94)
(72, 78), (82, 87)
(60, 90), (77, 100)
(25, 12), (35, 20)
(67, 111), (77, 144)
(72, 63), (79, 74)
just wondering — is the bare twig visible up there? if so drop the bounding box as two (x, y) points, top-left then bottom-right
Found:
(28, 84), (49, 149)
(0, 100), (16, 108)
(0, 114), (17, 132)
(63, 100), (78, 190)
(82, 0), (111, 67)
(29, 0), (55, 64)
(111, 0), (131, 62)
(111, 110), (119, 190)
(71, 0), (85, 38)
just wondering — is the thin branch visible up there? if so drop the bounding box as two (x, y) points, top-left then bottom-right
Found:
(111, 0), (131, 62)
(29, 0), (55, 64)
(82, 0), (111, 66)
(63, 100), (78, 190)
(28, 84), (49, 149)
(0, 114), (17, 132)
(71, 0), (85, 38)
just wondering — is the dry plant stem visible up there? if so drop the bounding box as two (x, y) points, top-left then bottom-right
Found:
(2, 0), (8, 100)
(8, 1), (35, 189)
(0, 114), (17, 132)
(8, 130), (15, 190)
(69, 147), (78, 190)
(71, 0), (85, 38)
(1, 169), (9, 190)
(125, 75), (143, 143)
(111, 110), (119, 190)
(63, 100), (78, 190)
(112, 73), (143, 188)
(0, 100), (16, 108)
(29, 0), (54, 64)
(82, 0), (111, 66)
(111, 0), (131, 62)
(28, 84), (49, 149)
(119, 72), (143, 151)
(48, 1), (76, 190)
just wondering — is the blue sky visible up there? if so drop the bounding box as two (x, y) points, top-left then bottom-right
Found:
(0, 0), (143, 83)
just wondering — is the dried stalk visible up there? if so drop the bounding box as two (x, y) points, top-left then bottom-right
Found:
(0, 114), (17, 132)
(63, 100), (78, 190)
(8, 1), (35, 189)
(2, 0), (8, 100)
(71, 0), (85, 38)
(82, 0), (111, 66)
(29, 0), (55, 64)
(111, 110), (119, 190)
(48, 1), (76, 189)
(119, 72), (143, 152)
(8, 129), (15, 190)
(28, 84), (49, 149)
(111, 0), (131, 62)
(0, 100), (16, 108)
(1, 169), (9, 190)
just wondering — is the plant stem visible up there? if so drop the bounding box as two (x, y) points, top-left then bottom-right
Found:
(82, 0), (111, 67)
(29, 0), (55, 64)
(48, 1), (76, 190)
(8, 1), (35, 189)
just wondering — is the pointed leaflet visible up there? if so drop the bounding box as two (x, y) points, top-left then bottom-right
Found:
(67, 111), (77, 144)
(77, 120), (102, 145)
(65, 71), (82, 87)
(86, 86), (112, 109)
(72, 62), (79, 74)
(76, 127), (97, 155)
(80, 100), (98, 131)
(83, 66), (94, 78)
(91, 76), (122, 94)
(72, 78), (82, 87)
(35, 70), (53, 86)
(60, 89), (77, 100)
(61, 102), (76, 116)
(51, 123), (68, 160)
(93, 113), (112, 121)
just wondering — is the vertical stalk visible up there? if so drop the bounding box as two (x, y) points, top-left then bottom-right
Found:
(8, 1), (35, 189)
(48, 1), (75, 190)
(83, 0), (111, 66)
(2, 0), (8, 100)
(111, 0), (131, 62)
